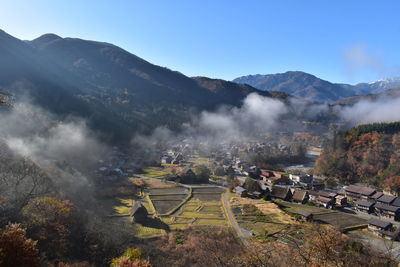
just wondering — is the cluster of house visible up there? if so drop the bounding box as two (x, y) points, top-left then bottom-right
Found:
(236, 182), (347, 210)
(367, 217), (400, 241)
(234, 170), (341, 209)
(349, 185), (400, 221)
(235, 178), (400, 240)
(161, 153), (184, 165)
(95, 147), (141, 181)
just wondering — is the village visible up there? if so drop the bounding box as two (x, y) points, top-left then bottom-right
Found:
(89, 136), (400, 256)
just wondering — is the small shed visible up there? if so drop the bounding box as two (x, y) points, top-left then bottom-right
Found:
(295, 211), (313, 222)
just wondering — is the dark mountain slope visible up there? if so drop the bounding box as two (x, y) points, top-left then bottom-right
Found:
(0, 30), (278, 142)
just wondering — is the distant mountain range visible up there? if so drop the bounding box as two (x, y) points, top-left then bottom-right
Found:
(0, 30), (279, 142)
(234, 71), (400, 103)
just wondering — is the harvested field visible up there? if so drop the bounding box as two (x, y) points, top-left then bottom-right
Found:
(230, 197), (299, 238)
(195, 218), (227, 226)
(231, 197), (294, 224)
(142, 167), (169, 178)
(152, 200), (183, 214)
(192, 193), (222, 201)
(200, 205), (223, 212)
(139, 178), (175, 188)
(192, 187), (224, 193)
(313, 212), (367, 229)
(149, 194), (188, 201)
(164, 198), (228, 230)
(132, 223), (166, 239)
(274, 199), (334, 214)
(148, 187), (189, 195)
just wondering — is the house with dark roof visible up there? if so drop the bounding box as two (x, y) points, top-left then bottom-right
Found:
(263, 175), (290, 186)
(392, 198), (400, 207)
(376, 194), (397, 205)
(367, 217), (393, 234)
(375, 202), (400, 221)
(381, 228), (400, 241)
(292, 189), (309, 204)
(130, 201), (148, 223)
(271, 185), (292, 201)
(354, 200), (375, 214)
(345, 185), (376, 202)
(314, 196), (335, 209)
(318, 191), (338, 199)
(370, 191), (384, 202)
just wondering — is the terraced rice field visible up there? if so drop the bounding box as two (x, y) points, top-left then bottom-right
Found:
(148, 194), (188, 201)
(131, 222), (166, 238)
(191, 187), (224, 201)
(192, 187), (225, 193)
(142, 167), (169, 178)
(147, 187), (189, 215)
(148, 187), (189, 195)
(231, 197), (298, 238)
(152, 200), (183, 214)
(165, 197), (227, 230)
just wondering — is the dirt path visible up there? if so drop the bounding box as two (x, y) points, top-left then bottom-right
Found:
(222, 191), (250, 246)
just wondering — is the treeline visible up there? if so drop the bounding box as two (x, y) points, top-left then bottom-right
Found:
(347, 122), (400, 137)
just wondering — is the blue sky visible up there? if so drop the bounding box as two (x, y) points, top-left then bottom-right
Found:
(1, 0), (400, 84)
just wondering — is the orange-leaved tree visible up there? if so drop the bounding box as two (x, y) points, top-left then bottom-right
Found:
(22, 197), (75, 260)
(0, 223), (40, 267)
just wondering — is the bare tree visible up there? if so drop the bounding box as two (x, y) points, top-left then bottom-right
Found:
(0, 155), (52, 225)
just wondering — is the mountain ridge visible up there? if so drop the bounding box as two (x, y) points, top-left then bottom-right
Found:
(234, 71), (400, 103)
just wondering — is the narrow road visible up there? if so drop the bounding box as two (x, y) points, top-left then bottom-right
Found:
(222, 191), (250, 246)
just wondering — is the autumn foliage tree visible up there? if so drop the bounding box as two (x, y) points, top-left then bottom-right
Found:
(0, 223), (40, 267)
(316, 123), (400, 187)
(111, 248), (152, 267)
(383, 176), (400, 195)
(22, 197), (75, 260)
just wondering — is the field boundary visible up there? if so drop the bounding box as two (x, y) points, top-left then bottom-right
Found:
(155, 187), (193, 217)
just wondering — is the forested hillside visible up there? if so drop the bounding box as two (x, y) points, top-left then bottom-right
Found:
(316, 122), (400, 192)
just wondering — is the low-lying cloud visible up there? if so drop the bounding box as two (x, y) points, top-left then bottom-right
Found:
(339, 95), (400, 125)
(0, 102), (105, 169)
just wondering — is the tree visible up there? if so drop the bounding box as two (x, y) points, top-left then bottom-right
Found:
(111, 248), (152, 267)
(214, 166), (225, 176)
(0, 155), (52, 225)
(0, 223), (40, 267)
(384, 176), (400, 195)
(243, 177), (261, 192)
(194, 165), (211, 183)
(227, 178), (241, 192)
(22, 197), (75, 260)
